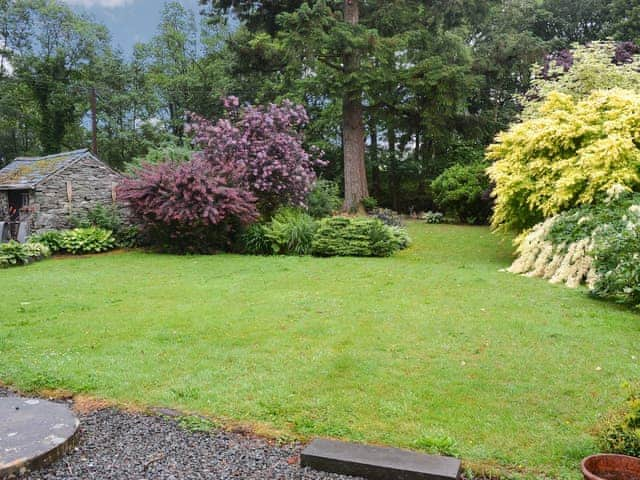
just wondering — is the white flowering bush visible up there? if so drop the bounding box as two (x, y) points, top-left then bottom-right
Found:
(509, 191), (640, 307)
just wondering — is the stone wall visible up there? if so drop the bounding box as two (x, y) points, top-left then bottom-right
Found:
(31, 155), (124, 232)
(0, 191), (8, 217)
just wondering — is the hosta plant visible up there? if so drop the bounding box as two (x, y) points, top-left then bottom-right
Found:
(422, 211), (444, 224)
(59, 228), (116, 254)
(0, 241), (50, 268)
(29, 230), (65, 253)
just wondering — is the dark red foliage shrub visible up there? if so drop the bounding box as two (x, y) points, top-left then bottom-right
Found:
(118, 158), (258, 253)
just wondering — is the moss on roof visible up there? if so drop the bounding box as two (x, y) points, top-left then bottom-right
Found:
(0, 150), (89, 188)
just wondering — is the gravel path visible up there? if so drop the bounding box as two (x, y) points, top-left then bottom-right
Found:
(1, 388), (360, 480)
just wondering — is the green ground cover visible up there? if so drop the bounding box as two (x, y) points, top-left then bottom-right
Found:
(1, 223), (639, 478)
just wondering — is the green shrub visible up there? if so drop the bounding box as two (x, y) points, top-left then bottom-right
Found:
(361, 196), (378, 212)
(263, 208), (318, 256)
(0, 241), (50, 268)
(600, 388), (640, 457)
(71, 204), (137, 248)
(59, 228), (116, 254)
(127, 142), (194, 174)
(389, 226), (412, 250)
(307, 180), (342, 218)
(592, 224), (640, 308)
(241, 224), (271, 255)
(29, 230), (65, 253)
(311, 217), (407, 257)
(114, 225), (140, 249)
(73, 204), (121, 232)
(431, 162), (491, 224)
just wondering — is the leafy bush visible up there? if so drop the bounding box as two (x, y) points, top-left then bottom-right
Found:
(600, 387), (640, 457)
(370, 208), (403, 227)
(113, 225), (140, 249)
(127, 142), (194, 173)
(0, 241), (50, 268)
(487, 89), (640, 232)
(361, 196), (378, 212)
(241, 223), (272, 255)
(389, 226), (412, 250)
(263, 208), (317, 255)
(29, 230), (65, 253)
(59, 228), (116, 254)
(72, 204), (121, 232)
(431, 162), (491, 224)
(592, 225), (640, 308)
(71, 204), (139, 248)
(311, 217), (408, 257)
(422, 211), (444, 224)
(307, 180), (342, 218)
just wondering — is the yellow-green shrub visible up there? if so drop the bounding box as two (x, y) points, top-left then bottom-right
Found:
(487, 89), (640, 232)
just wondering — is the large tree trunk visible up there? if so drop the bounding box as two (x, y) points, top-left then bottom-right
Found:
(342, 0), (368, 212)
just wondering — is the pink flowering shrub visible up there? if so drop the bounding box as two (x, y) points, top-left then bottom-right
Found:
(119, 98), (322, 252)
(189, 97), (325, 215)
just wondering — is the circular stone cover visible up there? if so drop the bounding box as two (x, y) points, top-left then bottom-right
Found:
(0, 397), (79, 479)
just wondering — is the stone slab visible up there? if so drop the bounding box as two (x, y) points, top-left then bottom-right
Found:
(0, 397), (80, 479)
(301, 438), (461, 480)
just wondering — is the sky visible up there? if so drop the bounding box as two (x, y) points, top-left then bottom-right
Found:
(62, 0), (204, 54)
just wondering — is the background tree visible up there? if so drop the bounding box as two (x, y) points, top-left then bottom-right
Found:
(2, 0), (113, 154)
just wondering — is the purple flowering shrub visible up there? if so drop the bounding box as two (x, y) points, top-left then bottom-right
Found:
(119, 98), (323, 252)
(189, 97), (325, 215)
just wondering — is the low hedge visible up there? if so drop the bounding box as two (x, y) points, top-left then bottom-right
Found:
(312, 217), (405, 257)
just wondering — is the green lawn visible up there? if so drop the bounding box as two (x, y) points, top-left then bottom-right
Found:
(1, 223), (639, 478)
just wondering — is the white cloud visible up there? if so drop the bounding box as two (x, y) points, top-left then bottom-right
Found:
(63, 0), (135, 8)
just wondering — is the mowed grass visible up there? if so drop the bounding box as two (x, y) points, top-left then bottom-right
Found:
(1, 223), (639, 478)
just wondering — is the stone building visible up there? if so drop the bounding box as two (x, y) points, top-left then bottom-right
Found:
(0, 149), (123, 240)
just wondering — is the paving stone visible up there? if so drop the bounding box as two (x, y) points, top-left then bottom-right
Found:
(301, 439), (461, 480)
(0, 397), (79, 479)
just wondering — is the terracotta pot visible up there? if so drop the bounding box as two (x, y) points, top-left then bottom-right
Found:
(582, 454), (640, 480)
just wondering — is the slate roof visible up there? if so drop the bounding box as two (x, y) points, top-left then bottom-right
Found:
(0, 149), (91, 190)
